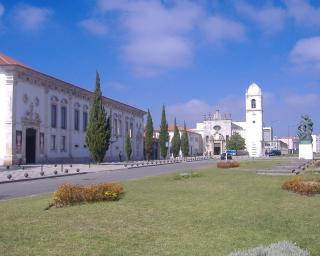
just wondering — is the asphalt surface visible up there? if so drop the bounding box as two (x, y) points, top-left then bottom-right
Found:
(0, 159), (218, 200)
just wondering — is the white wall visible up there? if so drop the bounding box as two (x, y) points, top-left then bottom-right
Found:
(0, 72), (7, 165)
(3, 66), (145, 164)
(245, 84), (264, 157)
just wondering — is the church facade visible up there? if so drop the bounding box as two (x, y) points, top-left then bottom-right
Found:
(0, 53), (146, 165)
(192, 83), (265, 157)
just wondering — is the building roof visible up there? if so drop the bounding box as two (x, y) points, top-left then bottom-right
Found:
(0, 53), (29, 67)
(247, 82), (262, 95)
(0, 53), (146, 116)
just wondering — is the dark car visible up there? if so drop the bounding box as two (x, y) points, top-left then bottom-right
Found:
(268, 150), (282, 156)
(220, 153), (232, 160)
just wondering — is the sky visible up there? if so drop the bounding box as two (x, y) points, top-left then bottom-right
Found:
(0, 0), (320, 136)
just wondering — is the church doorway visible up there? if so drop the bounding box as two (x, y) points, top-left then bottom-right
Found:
(26, 128), (36, 164)
(214, 143), (221, 155)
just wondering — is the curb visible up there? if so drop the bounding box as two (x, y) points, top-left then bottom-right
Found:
(0, 172), (88, 184)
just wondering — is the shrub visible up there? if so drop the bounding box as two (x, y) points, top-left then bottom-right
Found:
(229, 241), (310, 256)
(174, 171), (201, 180)
(282, 178), (320, 196)
(314, 160), (320, 167)
(217, 161), (240, 169)
(52, 182), (124, 207)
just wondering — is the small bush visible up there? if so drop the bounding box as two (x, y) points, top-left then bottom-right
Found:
(229, 241), (309, 256)
(314, 160), (320, 167)
(52, 183), (124, 207)
(282, 178), (320, 196)
(217, 161), (240, 169)
(174, 171), (201, 180)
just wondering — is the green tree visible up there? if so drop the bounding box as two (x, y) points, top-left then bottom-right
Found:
(125, 134), (132, 161)
(181, 121), (189, 157)
(226, 133), (245, 150)
(171, 118), (181, 158)
(86, 71), (111, 163)
(159, 105), (169, 159)
(144, 109), (154, 160)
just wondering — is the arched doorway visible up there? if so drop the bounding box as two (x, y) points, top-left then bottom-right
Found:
(26, 128), (36, 164)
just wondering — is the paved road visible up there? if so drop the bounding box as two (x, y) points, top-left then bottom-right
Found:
(0, 159), (218, 200)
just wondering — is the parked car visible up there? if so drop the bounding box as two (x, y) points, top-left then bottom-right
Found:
(220, 153), (232, 160)
(268, 150), (282, 156)
(226, 150), (237, 156)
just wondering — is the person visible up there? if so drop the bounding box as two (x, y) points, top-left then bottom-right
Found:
(119, 151), (122, 162)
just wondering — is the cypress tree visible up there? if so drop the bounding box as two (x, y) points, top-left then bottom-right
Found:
(171, 118), (181, 158)
(181, 121), (189, 157)
(159, 105), (169, 159)
(144, 109), (154, 160)
(125, 133), (132, 161)
(85, 71), (111, 163)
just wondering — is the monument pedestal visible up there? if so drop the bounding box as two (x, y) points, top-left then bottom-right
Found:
(299, 143), (313, 160)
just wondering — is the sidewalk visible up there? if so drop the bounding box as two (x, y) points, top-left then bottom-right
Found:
(0, 163), (126, 184)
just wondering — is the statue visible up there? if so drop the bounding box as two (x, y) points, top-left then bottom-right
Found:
(297, 115), (313, 144)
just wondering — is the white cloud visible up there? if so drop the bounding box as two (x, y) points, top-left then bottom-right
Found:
(0, 3), (4, 17)
(284, 93), (320, 106)
(235, 1), (287, 33)
(201, 16), (246, 44)
(290, 37), (320, 72)
(166, 96), (245, 126)
(166, 91), (320, 136)
(167, 99), (211, 125)
(108, 81), (128, 92)
(284, 0), (320, 27)
(92, 0), (246, 77)
(13, 4), (52, 31)
(80, 19), (108, 35)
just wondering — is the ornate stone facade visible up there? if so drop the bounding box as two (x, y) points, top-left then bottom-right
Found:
(193, 83), (265, 157)
(0, 53), (146, 165)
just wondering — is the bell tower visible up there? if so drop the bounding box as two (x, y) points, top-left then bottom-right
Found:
(245, 83), (264, 157)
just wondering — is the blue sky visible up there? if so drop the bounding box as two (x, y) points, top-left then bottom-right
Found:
(1, 0), (320, 136)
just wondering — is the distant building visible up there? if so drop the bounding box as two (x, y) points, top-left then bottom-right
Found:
(154, 125), (203, 158)
(192, 83), (265, 157)
(274, 136), (299, 154)
(311, 134), (320, 153)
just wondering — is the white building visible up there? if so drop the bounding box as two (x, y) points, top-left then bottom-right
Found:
(154, 125), (203, 158)
(312, 135), (320, 153)
(0, 53), (146, 165)
(192, 83), (265, 157)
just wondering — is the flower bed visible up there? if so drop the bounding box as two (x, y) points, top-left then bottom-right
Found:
(52, 182), (124, 207)
(217, 161), (240, 169)
(282, 178), (320, 196)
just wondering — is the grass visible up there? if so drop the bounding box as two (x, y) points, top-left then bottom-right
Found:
(0, 160), (320, 256)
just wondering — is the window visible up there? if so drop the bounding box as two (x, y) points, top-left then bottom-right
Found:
(130, 122), (134, 138)
(251, 99), (256, 109)
(61, 106), (67, 129)
(226, 135), (229, 142)
(118, 120), (122, 136)
(61, 136), (66, 152)
(51, 135), (56, 150)
(113, 118), (118, 136)
(74, 109), (79, 131)
(51, 104), (57, 128)
(83, 112), (88, 131)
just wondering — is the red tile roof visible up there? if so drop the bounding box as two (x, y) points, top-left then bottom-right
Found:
(0, 53), (29, 68)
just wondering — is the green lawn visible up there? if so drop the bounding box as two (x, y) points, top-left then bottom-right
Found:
(1, 160), (320, 256)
